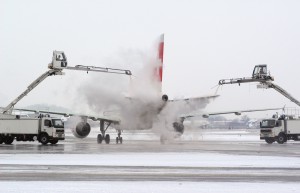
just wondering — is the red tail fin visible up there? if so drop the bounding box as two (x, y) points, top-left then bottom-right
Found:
(153, 34), (164, 93)
(158, 34), (164, 83)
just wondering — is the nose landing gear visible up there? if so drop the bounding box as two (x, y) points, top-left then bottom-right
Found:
(116, 130), (123, 144)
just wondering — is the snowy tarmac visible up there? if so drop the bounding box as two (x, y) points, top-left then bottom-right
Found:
(1, 129), (300, 192)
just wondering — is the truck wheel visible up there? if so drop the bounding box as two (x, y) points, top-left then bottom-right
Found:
(4, 136), (14, 145)
(265, 138), (274, 144)
(277, 133), (287, 144)
(0, 136), (3, 144)
(50, 139), (58, 144)
(39, 134), (49, 145)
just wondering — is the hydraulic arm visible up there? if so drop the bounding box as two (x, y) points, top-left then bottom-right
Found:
(65, 65), (131, 75)
(264, 82), (300, 107)
(218, 64), (274, 86)
(218, 64), (300, 107)
(2, 69), (63, 114)
(48, 51), (131, 75)
(2, 51), (132, 114)
(218, 77), (269, 86)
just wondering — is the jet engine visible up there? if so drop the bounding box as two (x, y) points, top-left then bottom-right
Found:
(162, 94), (168, 101)
(173, 121), (184, 134)
(72, 122), (91, 138)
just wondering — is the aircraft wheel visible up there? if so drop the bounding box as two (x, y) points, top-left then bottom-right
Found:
(116, 137), (123, 144)
(105, 134), (110, 144)
(97, 134), (103, 144)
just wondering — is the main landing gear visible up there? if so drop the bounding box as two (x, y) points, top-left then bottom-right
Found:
(97, 120), (123, 144)
(97, 133), (110, 144)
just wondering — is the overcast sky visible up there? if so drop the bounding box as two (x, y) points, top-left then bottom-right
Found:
(1, 0), (300, 118)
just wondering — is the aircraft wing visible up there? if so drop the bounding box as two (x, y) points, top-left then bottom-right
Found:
(181, 107), (283, 119)
(13, 108), (120, 124)
(170, 95), (219, 102)
(166, 95), (220, 113)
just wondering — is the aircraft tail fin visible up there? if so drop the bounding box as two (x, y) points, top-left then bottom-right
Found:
(158, 34), (164, 82)
(154, 34), (164, 92)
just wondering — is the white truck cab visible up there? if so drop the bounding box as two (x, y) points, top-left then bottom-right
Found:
(260, 116), (300, 144)
(41, 116), (65, 143)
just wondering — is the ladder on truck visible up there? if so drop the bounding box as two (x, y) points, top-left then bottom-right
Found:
(1, 51), (132, 114)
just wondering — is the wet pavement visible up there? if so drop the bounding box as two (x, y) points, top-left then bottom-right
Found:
(1, 129), (300, 182)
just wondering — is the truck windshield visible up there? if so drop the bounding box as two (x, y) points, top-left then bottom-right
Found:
(52, 119), (64, 128)
(260, 119), (276, 128)
(56, 53), (66, 61)
(253, 65), (267, 77)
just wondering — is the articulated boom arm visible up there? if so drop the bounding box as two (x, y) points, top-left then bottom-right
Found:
(65, 65), (132, 75)
(2, 69), (64, 114)
(264, 82), (300, 107)
(218, 64), (300, 107)
(219, 64), (274, 86)
(218, 77), (270, 86)
(2, 51), (132, 115)
(49, 51), (132, 75)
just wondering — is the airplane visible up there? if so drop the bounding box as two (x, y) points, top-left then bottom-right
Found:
(15, 34), (282, 144)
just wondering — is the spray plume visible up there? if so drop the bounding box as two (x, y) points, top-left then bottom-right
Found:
(71, 38), (212, 135)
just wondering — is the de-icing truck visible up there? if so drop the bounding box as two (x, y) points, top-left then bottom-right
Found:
(0, 51), (69, 145)
(260, 115), (300, 144)
(0, 114), (65, 145)
(0, 51), (132, 145)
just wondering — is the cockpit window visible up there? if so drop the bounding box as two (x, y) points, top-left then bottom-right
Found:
(52, 119), (64, 128)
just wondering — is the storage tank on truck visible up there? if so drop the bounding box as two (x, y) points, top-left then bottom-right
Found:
(0, 114), (65, 145)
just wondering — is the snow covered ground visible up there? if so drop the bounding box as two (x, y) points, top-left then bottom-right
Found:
(1, 129), (300, 192)
(1, 152), (300, 168)
(1, 181), (300, 193)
